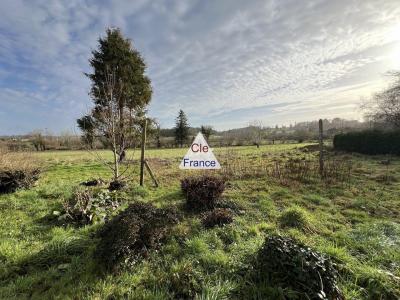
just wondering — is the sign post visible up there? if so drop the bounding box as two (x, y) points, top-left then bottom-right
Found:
(179, 132), (221, 169)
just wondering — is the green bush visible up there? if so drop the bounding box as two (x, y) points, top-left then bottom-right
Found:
(333, 130), (400, 155)
(255, 235), (343, 300)
(181, 176), (225, 211)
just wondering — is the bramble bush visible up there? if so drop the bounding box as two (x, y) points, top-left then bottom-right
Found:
(0, 149), (39, 193)
(201, 208), (233, 228)
(333, 129), (400, 155)
(255, 235), (343, 300)
(58, 188), (121, 225)
(181, 176), (225, 211)
(95, 202), (179, 271)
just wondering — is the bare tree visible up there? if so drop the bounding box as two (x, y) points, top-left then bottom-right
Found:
(30, 130), (46, 151)
(363, 72), (400, 129)
(248, 120), (263, 147)
(83, 69), (144, 181)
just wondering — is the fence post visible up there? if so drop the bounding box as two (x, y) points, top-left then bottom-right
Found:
(319, 119), (324, 175)
(140, 118), (147, 186)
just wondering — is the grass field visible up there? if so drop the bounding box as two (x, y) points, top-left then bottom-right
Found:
(0, 143), (399, 299)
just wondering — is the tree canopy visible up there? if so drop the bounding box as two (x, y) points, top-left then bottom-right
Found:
(78, 28), (152, 179)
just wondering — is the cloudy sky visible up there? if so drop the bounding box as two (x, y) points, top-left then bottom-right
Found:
(1, 0), (399, 134)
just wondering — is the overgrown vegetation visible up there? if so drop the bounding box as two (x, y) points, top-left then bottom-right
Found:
(0, 144), (399, 299)
(181, 175), (226, 211)
(57, 188), (122, 226)
(0, 149), (39, 193)
(251, 235), (343, 300)
(95, 202), (179, 271)
(201, 208), (233, 228)
(269, 157), (352, 185)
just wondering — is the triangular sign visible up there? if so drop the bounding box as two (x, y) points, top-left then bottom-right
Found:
(179, 132), (221, 169)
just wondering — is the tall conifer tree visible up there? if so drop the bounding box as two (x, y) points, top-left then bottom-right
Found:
(78, 28), (152, 180)
(175, 110), (189, 147)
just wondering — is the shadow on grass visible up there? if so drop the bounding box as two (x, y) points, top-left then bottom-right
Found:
(0, 229), (106, 299)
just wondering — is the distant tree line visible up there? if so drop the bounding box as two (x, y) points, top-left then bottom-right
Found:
(1, 116), (372, 152)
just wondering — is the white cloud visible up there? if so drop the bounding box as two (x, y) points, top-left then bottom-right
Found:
(0, 0), (399, 134)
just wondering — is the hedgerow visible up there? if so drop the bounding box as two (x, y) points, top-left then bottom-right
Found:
(333, 130), (400, 155)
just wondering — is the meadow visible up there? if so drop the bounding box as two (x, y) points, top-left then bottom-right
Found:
(0, 143), (399, 299)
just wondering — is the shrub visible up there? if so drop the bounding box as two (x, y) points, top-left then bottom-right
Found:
(256, 235), (343, 300)
(202, 208), (233, 228)
(81, 178), (105, 187)
(181, 176), (225, 211)
(58, 189), (121, 225)
(95, 202), (179, 271)
(0, 170), (40, 194)
(269, 158), (352, 185)
(109, 180), (127, 191)
(0, 150), (39, 193)
(278, 206), (315, 233)
(333, 129), (400, 155)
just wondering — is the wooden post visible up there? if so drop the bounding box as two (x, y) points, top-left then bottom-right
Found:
(144, 160), (159, 187)
(140, 118), (147, 186)
(318, 119), (324, 175)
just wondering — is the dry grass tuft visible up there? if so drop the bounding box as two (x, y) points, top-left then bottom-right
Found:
(0, 149), (39, 193)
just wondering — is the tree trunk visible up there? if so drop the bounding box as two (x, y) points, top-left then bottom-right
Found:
(113, 146), (119, 180)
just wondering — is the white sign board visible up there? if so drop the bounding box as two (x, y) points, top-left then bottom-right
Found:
(179, 132), (221, 169)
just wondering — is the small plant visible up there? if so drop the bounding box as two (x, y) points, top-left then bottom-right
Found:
(58, 189), (121, 225)
(255, 235), (343, 300)
(95, 202), (179, 271)
(202, 208), (233, 228)
(278, 206), (315, 233)
(80, 178), (105, 187)
(181, 176), (225, 211)
(108, 180), (126, 191)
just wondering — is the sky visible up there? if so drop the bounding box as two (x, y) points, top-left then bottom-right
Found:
(0, 0), (400, 134)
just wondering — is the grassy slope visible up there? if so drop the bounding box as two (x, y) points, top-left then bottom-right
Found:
(0, 144), (399, 299)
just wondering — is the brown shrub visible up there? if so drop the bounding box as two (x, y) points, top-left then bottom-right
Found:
(108, 180), (126, 191)
(81, 178), (106, 187)
(95, 202), (179, 271)
(0, 150), (39, 193)
(181, 176), (225, 211)
(202, 208), (233, 228)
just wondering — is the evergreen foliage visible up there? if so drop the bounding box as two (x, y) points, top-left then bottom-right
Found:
(77, 28), (152, 179)
(333, 130), (400, 155)
(175, 110), (189, 147)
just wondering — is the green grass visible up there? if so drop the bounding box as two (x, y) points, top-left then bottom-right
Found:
(0, 143), (399, 299)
